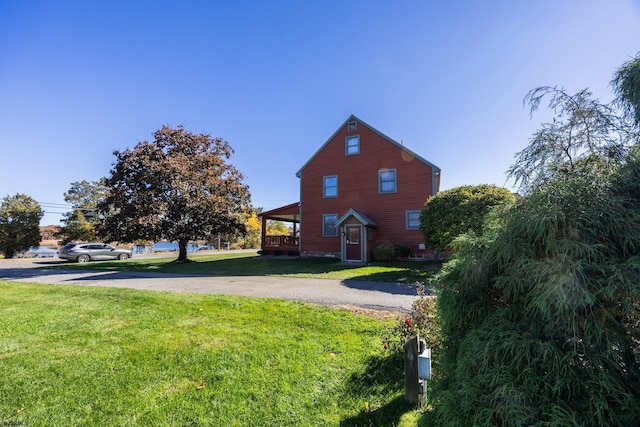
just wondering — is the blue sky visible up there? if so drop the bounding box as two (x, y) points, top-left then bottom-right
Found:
(1, 1), (639, 225)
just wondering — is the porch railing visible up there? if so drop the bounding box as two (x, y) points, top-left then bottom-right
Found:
(264, 235), (299, 247)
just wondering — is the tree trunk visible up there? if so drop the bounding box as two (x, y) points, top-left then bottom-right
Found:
(177, 239), (189, 262)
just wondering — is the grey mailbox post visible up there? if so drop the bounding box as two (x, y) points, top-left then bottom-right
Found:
(405, 335), (432, 404)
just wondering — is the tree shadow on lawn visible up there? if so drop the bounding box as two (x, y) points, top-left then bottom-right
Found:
(44, 254), (344, 275)
(191, 256), (440, 284)
(340, 352), (416, 426)
(40, 255), (441, 287)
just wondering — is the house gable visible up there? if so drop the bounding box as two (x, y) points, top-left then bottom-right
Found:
(296, 114), (441, 192)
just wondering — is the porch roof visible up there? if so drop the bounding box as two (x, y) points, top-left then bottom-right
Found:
(337, 208), (377, 227)
(258, 202), (300, 222)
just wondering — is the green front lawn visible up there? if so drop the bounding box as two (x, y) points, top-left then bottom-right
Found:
(0, 282), (422, 426)
(49, 251), (439, 284)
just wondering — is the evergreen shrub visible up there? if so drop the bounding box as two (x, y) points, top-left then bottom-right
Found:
(373, 242), (411, 261)
(427, 157), (640, 426)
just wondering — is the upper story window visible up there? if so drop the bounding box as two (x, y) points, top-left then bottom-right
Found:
(323, 175), (338, 197)
(323, 214), (338, 236)
(347, 120), (357, 131)
(379, 168), (397, 193)
(406, 210), (421, 230)
(345, 135), (360, 155)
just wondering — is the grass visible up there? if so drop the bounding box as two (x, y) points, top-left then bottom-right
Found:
(47, 250), (439, 284)
(0, 281), (424, 426)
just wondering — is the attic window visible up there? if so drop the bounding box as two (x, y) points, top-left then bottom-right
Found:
(347, 120), (357, 131)
(345, 135), (360, 155)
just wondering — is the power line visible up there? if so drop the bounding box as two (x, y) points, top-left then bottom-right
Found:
(40, 204), (72, 209)
(0, 151), (106, 175)
(38, 202), (71, 208)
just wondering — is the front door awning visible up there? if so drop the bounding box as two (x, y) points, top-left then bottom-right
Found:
(336, 208), (377, 227)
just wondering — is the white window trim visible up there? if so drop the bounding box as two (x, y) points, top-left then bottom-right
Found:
(323, 213), (339, 237)
(347, 120), (357, 131)
(345, 135), (360, 155)
(323, 175), (338, 198)
(378, 168), (397, 194)
(406, 210), (421, 230)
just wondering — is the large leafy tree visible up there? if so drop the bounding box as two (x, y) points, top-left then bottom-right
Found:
(58, 179), (108, 244)
(97, 125), (252, 262)
(428, 85), (640, 426)
(420, 184), (514, 252)
(0, 193), (44, 259)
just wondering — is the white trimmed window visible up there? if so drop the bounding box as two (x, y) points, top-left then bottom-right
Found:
(346, 135), (360, 155)
(406, 210), (421, 230)
(379, 168), (397, 193)
(323, 214), (338, 236)
(347, 120), (357, 131)
(323, 175), (338, 197)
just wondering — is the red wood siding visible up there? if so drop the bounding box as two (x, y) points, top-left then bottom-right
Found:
(299, 119), (435, 256)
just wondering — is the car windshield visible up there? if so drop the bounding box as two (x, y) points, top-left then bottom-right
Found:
(62, 244), (77, 250)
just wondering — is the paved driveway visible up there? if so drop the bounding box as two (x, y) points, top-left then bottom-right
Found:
(0, 259), (419, 312)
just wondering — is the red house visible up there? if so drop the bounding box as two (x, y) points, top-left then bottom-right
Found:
(259, 115), (440, 262)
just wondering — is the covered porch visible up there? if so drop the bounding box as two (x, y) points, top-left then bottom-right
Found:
(258, 202), (300, 256)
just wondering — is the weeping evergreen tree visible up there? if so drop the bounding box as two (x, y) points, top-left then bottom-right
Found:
(428, 85), (640, 426)
(612, 52), (640, 128)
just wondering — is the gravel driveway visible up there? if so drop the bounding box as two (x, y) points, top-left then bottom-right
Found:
(0, 259), (419, 312)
